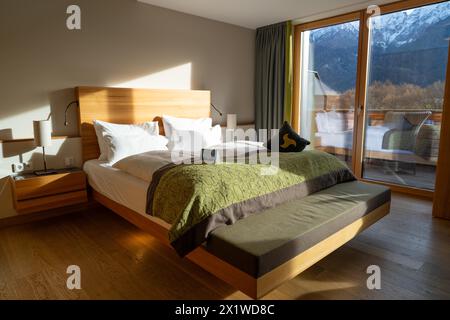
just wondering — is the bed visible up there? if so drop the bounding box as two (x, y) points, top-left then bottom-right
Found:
(314, 110), (435, 165)
(76, 86), (390, 299)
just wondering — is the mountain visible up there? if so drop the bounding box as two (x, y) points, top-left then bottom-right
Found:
(309, 1), (450, 93)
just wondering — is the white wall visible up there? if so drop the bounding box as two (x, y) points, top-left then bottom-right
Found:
(0, 0), (255, 219)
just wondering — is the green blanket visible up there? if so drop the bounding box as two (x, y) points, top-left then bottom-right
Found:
(146, 150), (355, 256)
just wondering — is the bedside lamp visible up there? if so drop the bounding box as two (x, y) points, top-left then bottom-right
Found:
(225, 114), (237, 143)
(227, 114), (237, 130)
(33, 120), (57, 176)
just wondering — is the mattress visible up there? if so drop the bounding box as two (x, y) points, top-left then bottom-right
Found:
(206, 180), (390, 278)
(83, 160), (171, 229)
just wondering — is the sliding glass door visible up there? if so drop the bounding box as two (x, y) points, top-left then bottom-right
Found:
(362, 1), (450, 190)
(299, 19), (360, 169)
(295, 0), (450, 192)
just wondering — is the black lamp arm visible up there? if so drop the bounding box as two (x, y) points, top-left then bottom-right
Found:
(308, 70), (328, 111)
(64, 100), (80, 126)
(210, 103), (223, 116)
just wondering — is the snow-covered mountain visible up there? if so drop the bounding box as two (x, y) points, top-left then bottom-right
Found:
(311, 1), (450, 50)
(372, 1), (450, 50)
(309, 1), (450, 92)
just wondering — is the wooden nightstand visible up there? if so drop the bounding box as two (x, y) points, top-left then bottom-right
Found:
(11, 168), (88, 214)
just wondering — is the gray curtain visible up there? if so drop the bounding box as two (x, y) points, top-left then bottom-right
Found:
(255, 22), (287, 131)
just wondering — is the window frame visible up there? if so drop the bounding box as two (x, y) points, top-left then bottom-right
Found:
(292, 0), (450, 197)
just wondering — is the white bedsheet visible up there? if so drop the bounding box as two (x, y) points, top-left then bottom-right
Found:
(112, 141), (267, 183)
(83, 159), (171, 228)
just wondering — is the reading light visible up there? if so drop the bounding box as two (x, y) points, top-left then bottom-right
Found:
(210, 103), (223, 116)
(308, 70), (328, 110)
(64, 100), (79, 126)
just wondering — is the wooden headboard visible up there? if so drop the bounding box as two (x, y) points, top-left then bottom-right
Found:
(75, 86), (211, 162)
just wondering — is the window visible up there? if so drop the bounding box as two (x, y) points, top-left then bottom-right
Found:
(299, 20), (360, 169)
(362, 1), (449, 189)
(294, 0), (450, 192)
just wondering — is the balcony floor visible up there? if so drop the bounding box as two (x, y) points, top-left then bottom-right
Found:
(363, 161), (436, 190)
(336, 155), (436, 190)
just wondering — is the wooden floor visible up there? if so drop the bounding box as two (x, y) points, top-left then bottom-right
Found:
(1, 193), (450, 300)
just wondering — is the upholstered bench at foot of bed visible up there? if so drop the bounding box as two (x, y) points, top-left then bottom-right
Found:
(205, 181), (390, 287)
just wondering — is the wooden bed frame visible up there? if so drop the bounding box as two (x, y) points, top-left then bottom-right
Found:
(76, 86), (390, 299)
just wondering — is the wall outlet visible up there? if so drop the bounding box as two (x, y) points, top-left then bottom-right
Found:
(12, 162), (32, 173)
(12, 163), (24, 173)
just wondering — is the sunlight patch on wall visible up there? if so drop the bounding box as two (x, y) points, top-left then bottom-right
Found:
(0, 105), (50, 140)
(113, 63), (192, 89)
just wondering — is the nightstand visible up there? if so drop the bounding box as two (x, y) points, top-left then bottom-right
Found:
(11, 168), (88, 214)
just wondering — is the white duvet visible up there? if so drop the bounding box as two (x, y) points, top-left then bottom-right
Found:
(112, 141), (267, 183)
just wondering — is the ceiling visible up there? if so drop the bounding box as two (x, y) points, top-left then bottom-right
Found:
(137, 0), (398, 29)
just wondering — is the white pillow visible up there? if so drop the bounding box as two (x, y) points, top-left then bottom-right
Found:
(103, 133), (168, 165)
(327, 111), (347, 133)
(170, 125), (222, 152)
(93, 120), (159, 160)
(203, 125), (223, 147)
(162, 115), (212, 138)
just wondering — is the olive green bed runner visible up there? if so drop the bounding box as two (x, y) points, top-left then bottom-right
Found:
(146, 150), (355, 256)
